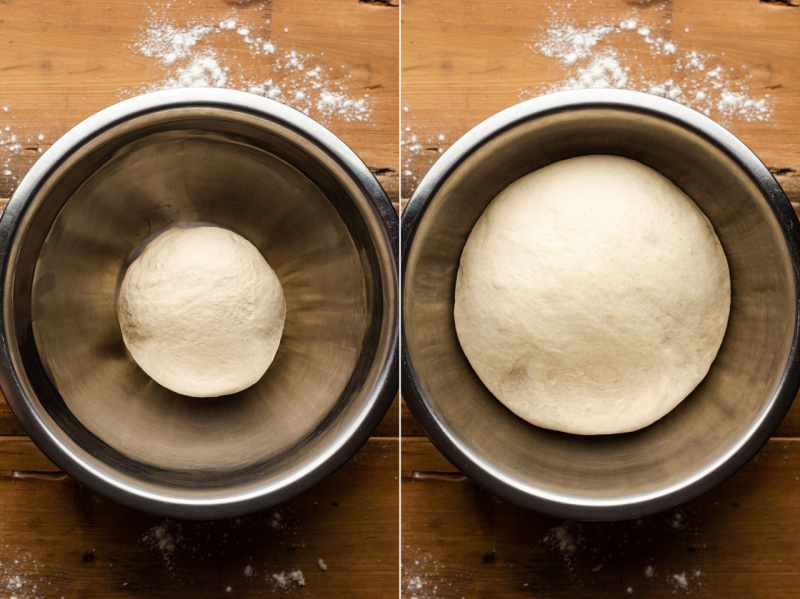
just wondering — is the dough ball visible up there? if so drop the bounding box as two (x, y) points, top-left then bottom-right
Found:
(118, 226), (286, 397)
(454, 155), (730, 435)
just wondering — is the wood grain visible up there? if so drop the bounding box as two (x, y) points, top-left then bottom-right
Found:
(0, 0), (399, 205)
(402, 436), (800, 598)
(400, 0), (800, 202)
(0, 0), (399, 597)
(2, 0), (800, 597)
(0, 437), (397, 598)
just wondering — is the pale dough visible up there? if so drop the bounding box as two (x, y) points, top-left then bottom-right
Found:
(118, 226), (286, 397)
(454, 155), (730, 435)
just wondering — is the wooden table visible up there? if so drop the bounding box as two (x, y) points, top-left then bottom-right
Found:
(401, 0), (800, 597)
(0, 1), (398, 597)
(4, 0), (800, 597)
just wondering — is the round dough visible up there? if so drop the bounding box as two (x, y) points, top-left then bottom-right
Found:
(454, 155), (730, 435)
(118, 226), (286, 397)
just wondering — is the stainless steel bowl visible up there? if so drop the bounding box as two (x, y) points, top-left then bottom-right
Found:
(401, 89), (800, 521)
(0, 88), (398, 519)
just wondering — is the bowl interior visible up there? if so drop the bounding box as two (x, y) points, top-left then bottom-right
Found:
(403, 102), (797, 514)
(7, 105), (395, 498)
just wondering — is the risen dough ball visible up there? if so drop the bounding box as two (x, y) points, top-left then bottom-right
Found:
(118, 226), (286, 397)
(454, 155), (730, 435)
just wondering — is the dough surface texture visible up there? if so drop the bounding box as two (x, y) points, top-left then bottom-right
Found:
(454, 155), (730, 435)
(118, 226), (286, 397)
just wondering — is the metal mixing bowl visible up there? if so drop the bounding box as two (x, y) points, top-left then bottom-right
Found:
(401, 89), (800, 521)
(0, 88), (398, 519)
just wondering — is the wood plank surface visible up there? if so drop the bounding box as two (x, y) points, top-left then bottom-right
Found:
(401, 0), (800, 597)
(0, 437), (397, 598)
(4, 0), (800, 597)
(400, 0), (800, 204)
(0, 0), (400, 597)
(0, 0), (399, 205)
(402, 436), (800, 598)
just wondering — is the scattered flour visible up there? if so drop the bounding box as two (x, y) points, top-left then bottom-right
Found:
(165, 55), (228, 88)
(543, 522), (583, 570)
(669, 569), (704, 592)
(131, 6), (372, 123)
(533, 513), (704, 593)
(537, 23), (615, 66)
(290, 570), (306, 587)
(317, 558), (328, 572)
(271, 572), (288, 587)
(135, 21), (215, 66)
(269, 510), (285, 530)
(271, 569), (305, 588)
(134, 508), (310, 594)
(0, 546), (46, 599)
(5, 4), (371, 190)
(563, 55), (628, 89)
(672, 572), (689, 590)
(401, 107), (447, 189)
(0, 107), (47, 187)
(0, 507), (317, 596)
(529, 11), (772, 123)
(404, 6), (774, 194)
(402, 547), (451, 599)
(405, 575), (423, 592)
(141, 520), (183, 569)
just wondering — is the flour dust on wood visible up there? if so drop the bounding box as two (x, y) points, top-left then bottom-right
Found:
(130, 4), (373, 123)
(527, 6), (773, 123)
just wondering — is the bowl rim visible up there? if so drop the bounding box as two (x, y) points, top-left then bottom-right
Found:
(400, 88), (800, 521)
(0, 87), (399, 519)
